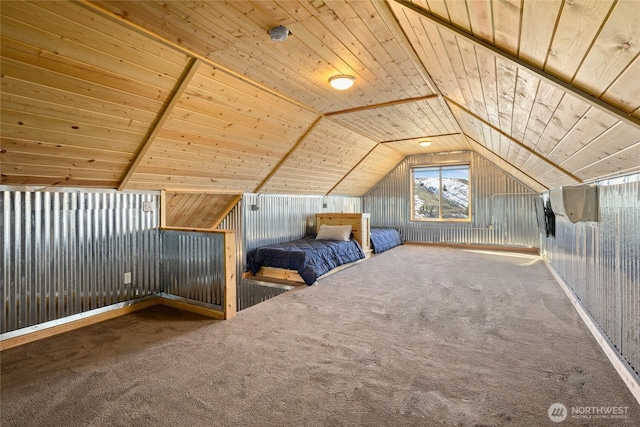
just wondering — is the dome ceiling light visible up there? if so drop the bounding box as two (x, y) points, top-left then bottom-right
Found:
(329, 74), (356, 90)
(269, 25), (290, 41)
(418, 140), (432, 147)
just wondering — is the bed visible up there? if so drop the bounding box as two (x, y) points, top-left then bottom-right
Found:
(370, 228), (403, 254)
(246, 214), (402, 285)
(246, 213), (371, 285)
(246, 236), (365, 285)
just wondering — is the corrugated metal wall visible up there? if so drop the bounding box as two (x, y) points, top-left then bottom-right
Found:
(541, 174), (640, 375)
(1, 189), (160, 333)
(242, 194), (361, 253)
(2, 188), (359, 329)
(363, 151), (538, 247)
(161, 230), (225, 308)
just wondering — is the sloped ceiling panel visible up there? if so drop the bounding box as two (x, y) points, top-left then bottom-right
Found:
(463, 138), (547, 193)
(391, 0), (640, 188)
(127, 61), (319, 192)
(92, 0), (437, 113)
(260, 119), (378, 195)
(0, 1), (191, 187)
(2, 0), (639, 197)
(330, 144), (406, 196)
(400, 0), (640, 118)
(328, 97), (458, 142)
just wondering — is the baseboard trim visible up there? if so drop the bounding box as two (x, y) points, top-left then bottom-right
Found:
(543, 258), (640, 405)
(0, 296), (160, 351)
(157, 293), (225, 320)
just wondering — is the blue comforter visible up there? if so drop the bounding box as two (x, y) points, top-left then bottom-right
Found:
(370, 228), (402, 253)
(247, 236), (365, 285)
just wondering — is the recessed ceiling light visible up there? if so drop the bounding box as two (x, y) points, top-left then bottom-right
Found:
(329, 75), (355, 90)
(418, 140), (432, 147)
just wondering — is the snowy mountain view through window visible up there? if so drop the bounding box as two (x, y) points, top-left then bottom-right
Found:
(412, 164), (470, 220)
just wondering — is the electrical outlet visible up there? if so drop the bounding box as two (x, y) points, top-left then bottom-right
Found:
(142, 201), (154, 212)
(251, 204), (260, 211)
(124, 272), (132, 284)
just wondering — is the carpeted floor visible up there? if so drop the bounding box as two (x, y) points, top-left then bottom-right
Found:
(1, 244), (638, 426)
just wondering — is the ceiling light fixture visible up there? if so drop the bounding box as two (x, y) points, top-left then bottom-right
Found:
(329, 74), (356, 90)
(418, 140), (432, 147)
(269, 25), (290, 41)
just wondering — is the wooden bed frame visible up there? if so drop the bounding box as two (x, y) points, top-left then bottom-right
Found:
(249, 213), (372, 285)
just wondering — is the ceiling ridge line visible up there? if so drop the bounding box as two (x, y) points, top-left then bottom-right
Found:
(445, 96), (582, 184)
(392, 0), (640, 132)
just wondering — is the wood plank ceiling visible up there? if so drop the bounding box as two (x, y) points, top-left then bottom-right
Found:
(2, 0), (639, 200)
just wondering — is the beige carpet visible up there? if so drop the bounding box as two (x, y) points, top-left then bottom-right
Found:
(1, 244), (638, 426)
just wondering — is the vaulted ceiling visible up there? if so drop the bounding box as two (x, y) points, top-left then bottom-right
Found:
(2, 0), (639, 197)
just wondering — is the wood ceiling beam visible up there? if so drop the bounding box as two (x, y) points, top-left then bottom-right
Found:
(325, 94), (439, 117)
(252, 116), (323, 194)
(445, 96), (583, 183)
(118, 58), (200, 191)
(392, 0), (640, 132)
(379, 132), (461, 144)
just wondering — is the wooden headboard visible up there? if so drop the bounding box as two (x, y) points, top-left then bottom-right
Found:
(316, 213), (371, 254)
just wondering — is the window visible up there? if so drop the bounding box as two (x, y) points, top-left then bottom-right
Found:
(411, 164), (470, 221)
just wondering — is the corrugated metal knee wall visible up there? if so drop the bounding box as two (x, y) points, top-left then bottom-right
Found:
(1, 189), (160, 333)
(363, 151), (539, 247)
(161, 230), (226, 308)
(541, 174), (640, 375)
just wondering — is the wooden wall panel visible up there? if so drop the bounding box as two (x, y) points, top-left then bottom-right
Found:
(163, 192), (240, 229)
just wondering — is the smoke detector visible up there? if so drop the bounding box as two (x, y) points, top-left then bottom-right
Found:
(269, 25), (290, 41)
